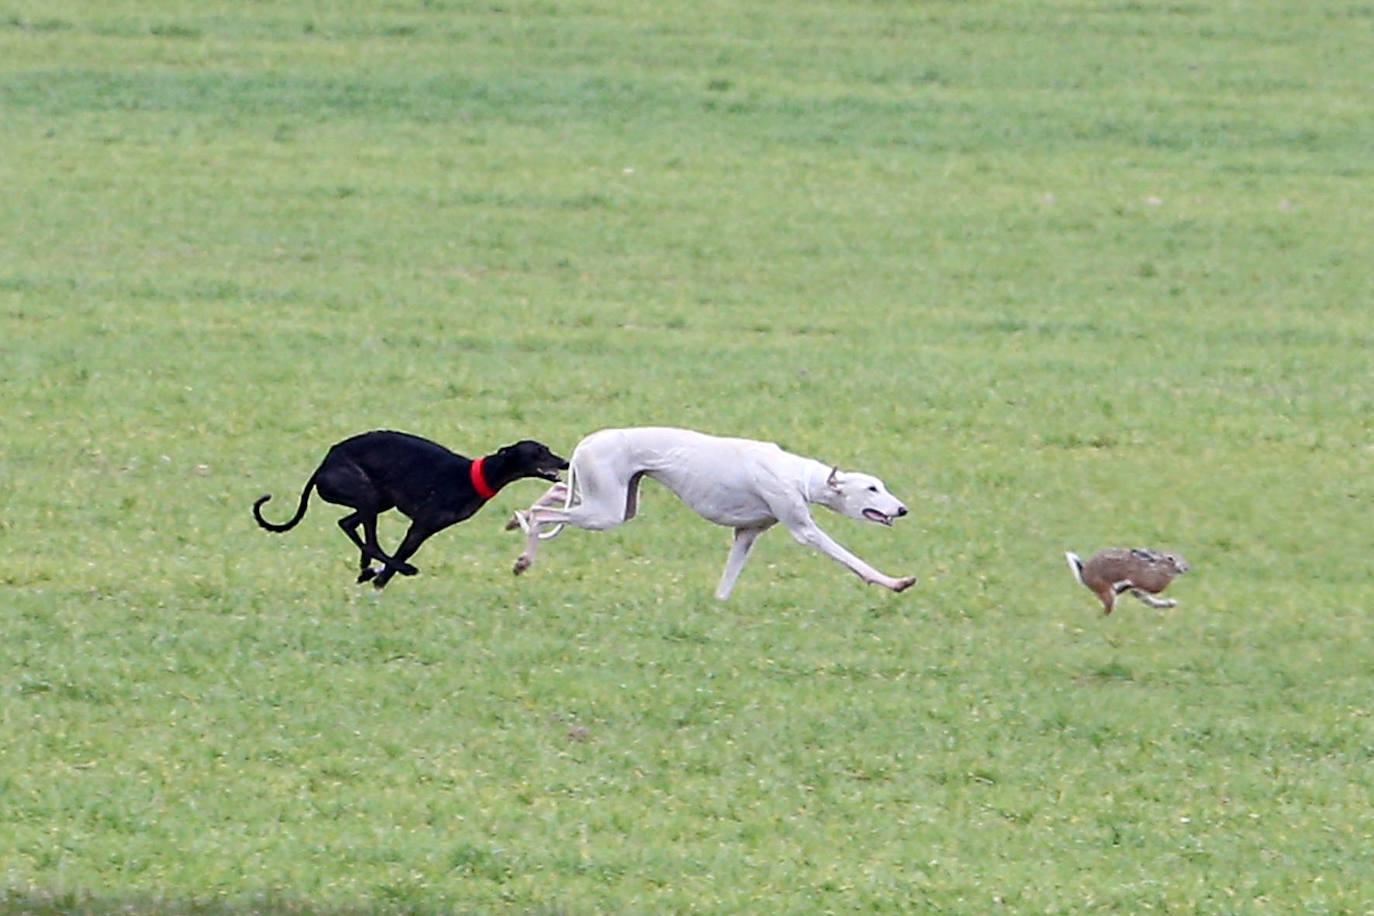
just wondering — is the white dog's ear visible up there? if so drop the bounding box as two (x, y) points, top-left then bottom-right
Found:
(827, 466), (842, 489)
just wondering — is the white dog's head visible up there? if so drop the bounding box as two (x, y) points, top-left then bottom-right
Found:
(823, 467), (908, 526)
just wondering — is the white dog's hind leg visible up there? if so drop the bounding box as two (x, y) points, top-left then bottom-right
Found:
(511, 495), (570, 575)
(786, 519), (915, 592)
(512, 467), (633, 575)
(505, 481), (571, 535)
(513, 514), (548, 575)
(714, 525), (772, 600)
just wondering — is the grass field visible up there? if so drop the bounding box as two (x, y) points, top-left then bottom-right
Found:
(2, 0), (1372, 912)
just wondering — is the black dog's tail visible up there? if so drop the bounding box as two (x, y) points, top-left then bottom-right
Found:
(253, 477), (315, 532)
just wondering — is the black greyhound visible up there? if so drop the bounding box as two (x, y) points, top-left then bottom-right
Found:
(254, 430), (567, 588)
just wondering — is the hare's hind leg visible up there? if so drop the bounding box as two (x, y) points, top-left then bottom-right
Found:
(1130, 588), (1177, 608)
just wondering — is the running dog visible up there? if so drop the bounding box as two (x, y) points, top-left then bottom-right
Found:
(506, 427), (916, 599)
(254, 430), (567, 588)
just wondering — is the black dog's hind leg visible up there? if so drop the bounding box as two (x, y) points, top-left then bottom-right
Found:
(337, 511), (419, 582)
(370, 520), (447, 589)
(311, 456), (417, 580)
(346, 510), (383, 583)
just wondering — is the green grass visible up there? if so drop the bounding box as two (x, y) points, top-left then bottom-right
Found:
(2, 0), (1372, 912)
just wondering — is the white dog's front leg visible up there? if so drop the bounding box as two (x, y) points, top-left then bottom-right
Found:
(787, 521), (915, 593)
(715, 525), (771, 600)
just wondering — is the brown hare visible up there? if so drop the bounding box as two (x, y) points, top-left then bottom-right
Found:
(1065, 547), (1189, 614)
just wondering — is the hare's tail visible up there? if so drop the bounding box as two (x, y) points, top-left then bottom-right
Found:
(1064, 551), (1086, 587)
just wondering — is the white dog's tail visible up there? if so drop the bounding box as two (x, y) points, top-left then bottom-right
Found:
(1065, 551), (1086, 587)
(537, 462), (578, 540)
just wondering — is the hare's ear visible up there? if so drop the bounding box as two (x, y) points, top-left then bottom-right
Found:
(827, 466), (842, 489)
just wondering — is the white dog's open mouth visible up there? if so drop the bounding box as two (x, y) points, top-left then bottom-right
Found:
(862, 509), (895, 526)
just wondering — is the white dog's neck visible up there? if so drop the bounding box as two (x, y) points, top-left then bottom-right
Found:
(801, 460), (833, 507)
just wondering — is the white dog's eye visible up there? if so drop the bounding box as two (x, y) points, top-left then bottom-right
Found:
(867, 485), (878, 493)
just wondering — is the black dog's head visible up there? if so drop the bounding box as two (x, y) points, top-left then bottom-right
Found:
(499, 439), (569, 482)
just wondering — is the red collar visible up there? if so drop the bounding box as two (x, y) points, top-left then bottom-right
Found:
(470, 456), (497, 500)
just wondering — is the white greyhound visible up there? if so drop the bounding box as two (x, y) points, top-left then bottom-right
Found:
(507, 427), (917, 600)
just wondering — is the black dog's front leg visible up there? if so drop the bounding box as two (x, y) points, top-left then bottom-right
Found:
(338, 512), (418, 582)
(370, 520), (444, 589)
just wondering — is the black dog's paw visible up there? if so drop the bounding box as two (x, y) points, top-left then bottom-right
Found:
(398, 563), (419, 576)
(357, 567), (378, 583)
